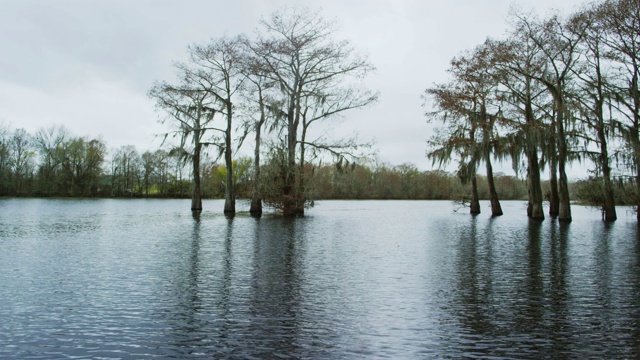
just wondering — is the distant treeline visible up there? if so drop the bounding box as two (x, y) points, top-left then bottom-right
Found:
(0, 123), (633, 204)
(308, 163), (636, 205)
(0, 123), (524, 201)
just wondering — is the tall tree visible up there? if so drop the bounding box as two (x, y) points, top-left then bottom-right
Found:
(599, 0), (640, 220)
(182, 36), (246, 214)
(111, 145), (141, 197)
(517, 12), (587, 222)
(249, 8), (377, 216)
(149, 61), (218, 211)
(490, 36), (549, 219)
(569, 6), (618, 221)
(240, 59), (273, 216)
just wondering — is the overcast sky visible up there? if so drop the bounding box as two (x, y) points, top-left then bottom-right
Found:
(0, 0), (587, 174)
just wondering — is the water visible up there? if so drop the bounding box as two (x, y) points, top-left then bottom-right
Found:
(0, 199), (639, 359)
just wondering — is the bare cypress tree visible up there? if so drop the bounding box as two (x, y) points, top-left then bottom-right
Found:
(247, 8), (377, 216)
(150, 36), (245, 213)
(149, 81), (214, 211)
(184, 37), (246, 214)
(240, 57), (273, 216)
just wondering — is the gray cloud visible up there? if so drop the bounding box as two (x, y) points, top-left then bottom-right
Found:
(0, 0), (585, 172)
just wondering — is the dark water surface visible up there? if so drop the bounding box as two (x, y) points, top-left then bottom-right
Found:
(1, 199), (639, 359)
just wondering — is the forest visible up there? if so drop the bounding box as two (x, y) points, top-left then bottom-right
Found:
(1, 0), (639, 221)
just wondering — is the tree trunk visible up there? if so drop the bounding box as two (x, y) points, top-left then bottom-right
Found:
(633, 126), (640, 222)
(637, 168), (640, 222)
(485, 156), (503, 216)
(634, 73), (640, 221)
(191, 144), (202, 212)
(295, 119), (310, 215)
(223, 105), (235, 214)
(601, 165), (617, 221)
(470, 175), (481, 215)
(283, 91), (304, 217)
(527, 148), (545, 220)
(548, 136), (560, 218)
(524, 80), (544, 220)
(555, 99), (572, 222)
(249, 157), (263, 215)
(599, 125), (617, 221)
(250, 104), (264, 217)
(250, 194), (262, 216)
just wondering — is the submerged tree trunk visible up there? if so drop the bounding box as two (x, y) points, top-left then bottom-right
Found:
(191, 142), (202, 212)
(282, 167), (300, 216)
(527, 148), (545, 219)
(485, 157), (503, 216)
(601, 162), (617, 221)
(250, 96), (265, 216)
(282, 90), (304, 217)
(479, 103), (502, 217)
(523, 79), (544, 220)
(470, 175), (481, 215)
(633, 127), (640, 222)
(250, 152), (262, 214)
(548, 130), (560, 218)
(549, 167), (559, 218)
(223, 105), (235, 214)
(249, 181), (263, 216)
(598, 120), (617, 221)
(555, 99), (572, 222)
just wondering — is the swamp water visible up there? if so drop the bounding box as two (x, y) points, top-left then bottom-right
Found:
(0, 199), (639, 359)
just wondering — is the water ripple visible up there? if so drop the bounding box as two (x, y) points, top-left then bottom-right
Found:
(0, 199), (639, 358)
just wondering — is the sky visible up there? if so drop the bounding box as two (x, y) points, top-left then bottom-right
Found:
(0, 0), (588, 175)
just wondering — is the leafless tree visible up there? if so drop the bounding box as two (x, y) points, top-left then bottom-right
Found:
(247, 8), (377, 215)
(149, 36), (245, 212)
(239, 53), (274, 216)
(149, 73), (216, 211)
(183, 36), (246, 213)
